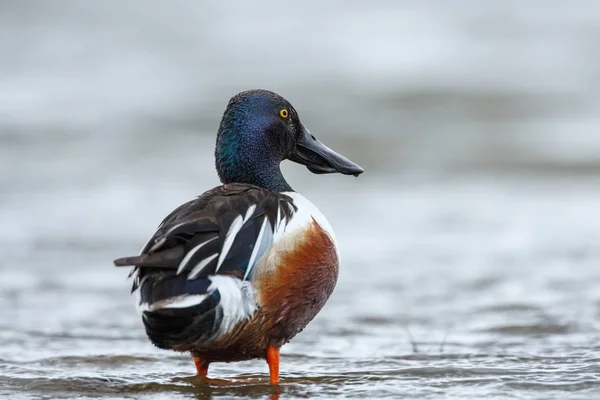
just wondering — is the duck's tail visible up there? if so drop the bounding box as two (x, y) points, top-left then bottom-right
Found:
(113, 246), (184, 268)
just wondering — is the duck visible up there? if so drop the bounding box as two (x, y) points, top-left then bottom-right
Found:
(113, 89), (363, 384)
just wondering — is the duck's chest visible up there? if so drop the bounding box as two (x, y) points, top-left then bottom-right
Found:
(253, 193), (339, 343)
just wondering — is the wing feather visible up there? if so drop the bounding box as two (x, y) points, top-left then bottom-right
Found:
(113, 184), (297, 349)
(176, 237), (218, 274)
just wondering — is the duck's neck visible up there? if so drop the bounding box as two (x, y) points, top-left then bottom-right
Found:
(218, 162), (293, 192)
(215, 140), (293, 192)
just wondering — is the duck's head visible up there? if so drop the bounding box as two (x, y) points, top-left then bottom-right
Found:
(215, 89), (363, 192)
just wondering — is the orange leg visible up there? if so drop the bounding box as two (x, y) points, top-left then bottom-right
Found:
(266, 345), (280, 384)
(193, 355), (210, 376)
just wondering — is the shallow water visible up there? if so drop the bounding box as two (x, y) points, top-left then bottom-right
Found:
(2, 175), (600, 399)
(3, 1), (600, 399)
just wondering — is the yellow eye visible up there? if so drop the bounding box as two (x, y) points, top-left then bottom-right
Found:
(279, 109), (289, 118)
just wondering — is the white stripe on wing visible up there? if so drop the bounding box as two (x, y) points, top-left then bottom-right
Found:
(188, 253), (220, 279)
(176, 236), (218, 274)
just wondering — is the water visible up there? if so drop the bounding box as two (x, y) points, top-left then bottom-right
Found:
(3, 176), (600, 399)
(2, 1), (600, 399)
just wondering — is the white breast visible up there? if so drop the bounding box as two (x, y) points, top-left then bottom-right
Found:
(282, 192), (335, 238)
(280, 191), (338, 254)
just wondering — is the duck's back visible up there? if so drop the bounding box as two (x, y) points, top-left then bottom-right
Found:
(115, 183), (339, 360)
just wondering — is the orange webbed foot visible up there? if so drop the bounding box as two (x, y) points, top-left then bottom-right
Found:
(266, 345), (280, 384)
(193, 356), (210, 376)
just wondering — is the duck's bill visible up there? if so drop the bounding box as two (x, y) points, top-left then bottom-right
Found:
(288, 125), (364, 176)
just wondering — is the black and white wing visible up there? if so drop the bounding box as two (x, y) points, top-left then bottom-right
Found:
(113, 183), (296, 349)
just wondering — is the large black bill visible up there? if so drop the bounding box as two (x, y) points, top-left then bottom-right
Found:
(288, 125), (364, 177)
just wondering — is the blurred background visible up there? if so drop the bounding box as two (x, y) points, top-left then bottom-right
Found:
(2, 1), (600, 399)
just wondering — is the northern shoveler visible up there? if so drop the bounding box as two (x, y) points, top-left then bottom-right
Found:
(113, 89), (363, 384)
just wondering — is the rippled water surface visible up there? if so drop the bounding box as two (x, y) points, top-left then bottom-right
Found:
(3, 176), (600, 399)
(2, 1), (600, 399)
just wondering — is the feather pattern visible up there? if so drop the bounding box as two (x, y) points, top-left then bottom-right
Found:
(113, 183), (297, 348)
(188, 253), (219, 279)
(176, 237), (218, 275)
(244, 216), (270, 280)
